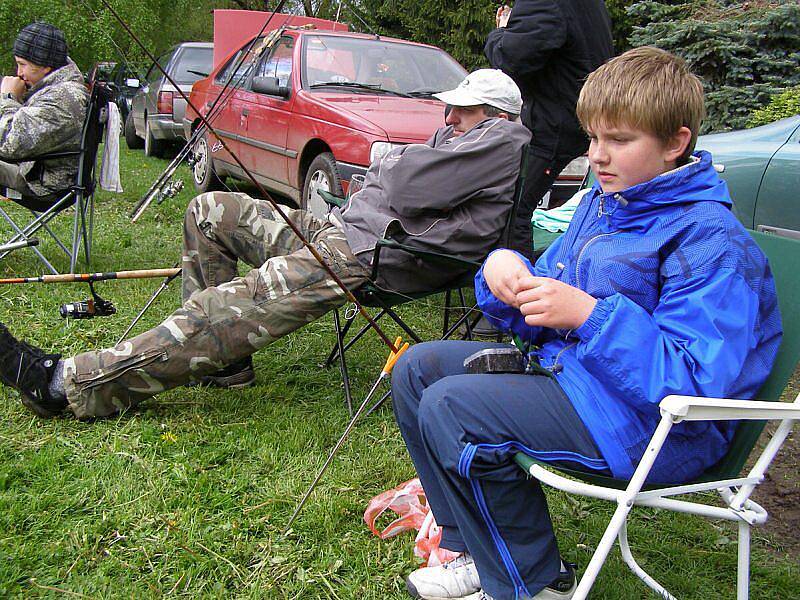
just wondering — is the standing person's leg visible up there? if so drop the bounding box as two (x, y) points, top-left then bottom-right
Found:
(181, 191), (325, 301)
(509, 151), (575, 261)
(48, 222), (369, 418)
(393, 342), (608, 600)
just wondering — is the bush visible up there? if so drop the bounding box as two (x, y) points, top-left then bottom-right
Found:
(748, 86), (800, 127)
(627, 0), (800, 132)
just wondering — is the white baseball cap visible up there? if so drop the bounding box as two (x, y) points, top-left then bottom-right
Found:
(434, 69), (522, 115)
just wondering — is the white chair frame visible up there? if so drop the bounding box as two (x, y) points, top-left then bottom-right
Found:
(522, 392), (800, 600)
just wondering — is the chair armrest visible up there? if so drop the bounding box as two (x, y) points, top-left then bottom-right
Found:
(318, 189), (345, 208)
(3, 150), (81, 164)
(376, 237), (482, 270)
(369, 237), (482, 283)
(660, 394), (800, 423)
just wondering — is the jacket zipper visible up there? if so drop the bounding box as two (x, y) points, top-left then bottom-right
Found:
(574, 230), (619, 289)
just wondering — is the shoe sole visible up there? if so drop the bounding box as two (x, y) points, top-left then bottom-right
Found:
(405, 578), (480, 600)
(20, 394), (62, 418)
(194, 369), (256, 389)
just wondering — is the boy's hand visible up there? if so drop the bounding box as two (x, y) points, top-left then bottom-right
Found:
(483, 249), (530, 307)
(516, 276), (597, 329)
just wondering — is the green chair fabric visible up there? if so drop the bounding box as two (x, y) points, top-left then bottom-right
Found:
(515, 230), (800, 489)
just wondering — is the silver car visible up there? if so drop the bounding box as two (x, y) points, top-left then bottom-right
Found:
(124, 42), (214, 157)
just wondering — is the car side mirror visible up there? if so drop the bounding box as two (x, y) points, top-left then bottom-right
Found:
(252, 76), (290, 98)
(125, 78), (141, 88)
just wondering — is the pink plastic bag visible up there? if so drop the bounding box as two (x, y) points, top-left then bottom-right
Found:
(364, 478), (461, 566)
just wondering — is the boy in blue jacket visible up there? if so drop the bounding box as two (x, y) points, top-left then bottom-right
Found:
(392, 47), (782, 600)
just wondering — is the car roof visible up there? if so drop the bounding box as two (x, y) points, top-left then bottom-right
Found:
(283, 29), (440, 51)
(173, 42), (214, 49)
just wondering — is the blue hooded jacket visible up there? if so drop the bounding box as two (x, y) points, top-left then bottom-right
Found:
(475, 151), (782, 482)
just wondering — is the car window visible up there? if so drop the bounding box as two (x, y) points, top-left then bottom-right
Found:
(146, 50), (172, 84)
(172, 46), (214, 84)
(254, 37), (294, 88)
(215, 37), (267, 87)
(302, 35), (466, 95)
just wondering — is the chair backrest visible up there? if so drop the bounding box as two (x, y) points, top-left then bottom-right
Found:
(74, 82), (113, 193)
(499, 145), (530, 248)
(700, 230), (800, 480)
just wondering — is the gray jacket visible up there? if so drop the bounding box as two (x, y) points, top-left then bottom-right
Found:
(334, 118), (531, 293)
(0, 59), (88, 197)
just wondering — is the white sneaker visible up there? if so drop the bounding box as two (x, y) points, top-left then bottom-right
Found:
(406, 554), (481, 600)
(461, 564), (576, 600)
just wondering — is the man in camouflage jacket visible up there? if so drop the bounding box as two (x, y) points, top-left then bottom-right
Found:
(0, 70), (530, 420)
(0, 23), (88, 210)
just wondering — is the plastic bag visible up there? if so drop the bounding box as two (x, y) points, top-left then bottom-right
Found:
(364, 478), (460, 566)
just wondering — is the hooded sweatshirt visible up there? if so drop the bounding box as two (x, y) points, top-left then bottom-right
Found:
(0, 58), (88, 197)
(335, 117), (531, 293)
(475, 151), (782, 482)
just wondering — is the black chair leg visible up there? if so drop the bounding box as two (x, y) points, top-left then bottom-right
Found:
(332, 308), (354, 416)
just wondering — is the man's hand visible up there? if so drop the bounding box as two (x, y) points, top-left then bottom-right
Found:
(483, 249), (531, 307)
(516, 276), (597, 330)
(496, 4), (512, 27)
(1, 76), (25, 100)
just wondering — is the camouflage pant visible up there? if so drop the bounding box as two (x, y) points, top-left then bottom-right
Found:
(62, 192), (370, 418)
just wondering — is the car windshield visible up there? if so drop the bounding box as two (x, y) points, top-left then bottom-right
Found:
(302, 35), (466, 96)
(173, 46), (214, 84)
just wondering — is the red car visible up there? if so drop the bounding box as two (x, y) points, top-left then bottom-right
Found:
(184, 29), (467, 217)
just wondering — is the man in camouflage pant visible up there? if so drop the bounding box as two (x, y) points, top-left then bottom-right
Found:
(1, 22), (88, 210)
(0, 69), (531, 419)
(60, 193), (370, 418)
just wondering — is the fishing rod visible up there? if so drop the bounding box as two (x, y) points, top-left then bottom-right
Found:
(128, 4), (290, 222)
(284, 337), (409, 533)
(0, 267), (181, 320)
(97, 0), (399, 355)
(0, 267), (180, 285)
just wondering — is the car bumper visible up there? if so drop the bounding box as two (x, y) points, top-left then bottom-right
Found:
(147, 114), (186, 141)
(336, 160), (368, 185)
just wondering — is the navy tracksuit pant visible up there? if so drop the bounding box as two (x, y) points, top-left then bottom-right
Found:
(392, 341), (610, 600)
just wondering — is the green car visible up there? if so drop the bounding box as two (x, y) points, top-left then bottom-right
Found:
(696, 115), (800, 239)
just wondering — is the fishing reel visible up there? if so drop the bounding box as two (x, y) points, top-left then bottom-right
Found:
(59, 282), (117, 319)
(156, 179), (184, 205)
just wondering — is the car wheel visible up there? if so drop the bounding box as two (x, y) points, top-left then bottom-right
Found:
(302, 152), (343, 219)
(124, 112), (143, 149)
(144, 117), (164, 158)
(192, 132), (225, 193)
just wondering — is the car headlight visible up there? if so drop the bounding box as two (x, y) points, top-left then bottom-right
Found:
(370, 141), (402, 163)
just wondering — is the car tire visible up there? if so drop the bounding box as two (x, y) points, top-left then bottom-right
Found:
(192, 132), (225, 193)
(144, 117), (164, 158)
(124, 112), (143, 149)
(302, 152), (343, 219)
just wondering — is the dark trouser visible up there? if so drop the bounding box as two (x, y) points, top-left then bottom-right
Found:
(0, 159), (61, 211)
(392, 341), (609, 600)
(509, 150), (578, 261)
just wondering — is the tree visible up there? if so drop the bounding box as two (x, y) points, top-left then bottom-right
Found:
(627, 0), (800, 132)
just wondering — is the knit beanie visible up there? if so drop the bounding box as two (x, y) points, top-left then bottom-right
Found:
(13, 22), (68, 69)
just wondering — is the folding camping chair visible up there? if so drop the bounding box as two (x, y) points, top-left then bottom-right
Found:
(0, 78), (112, 274)
(319, 148), (529, 413)
(514, 230), (800, 600)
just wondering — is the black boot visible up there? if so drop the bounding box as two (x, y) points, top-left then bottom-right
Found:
(195, 356), (255, 389)
(0, 323), (66, 417)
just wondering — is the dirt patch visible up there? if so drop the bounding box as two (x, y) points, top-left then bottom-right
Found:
(749, 369), (800, 557)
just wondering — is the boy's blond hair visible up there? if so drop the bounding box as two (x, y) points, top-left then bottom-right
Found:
(577, 46), (705, 163)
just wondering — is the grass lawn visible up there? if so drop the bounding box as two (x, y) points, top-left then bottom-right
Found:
(0, 146), (797, 598)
